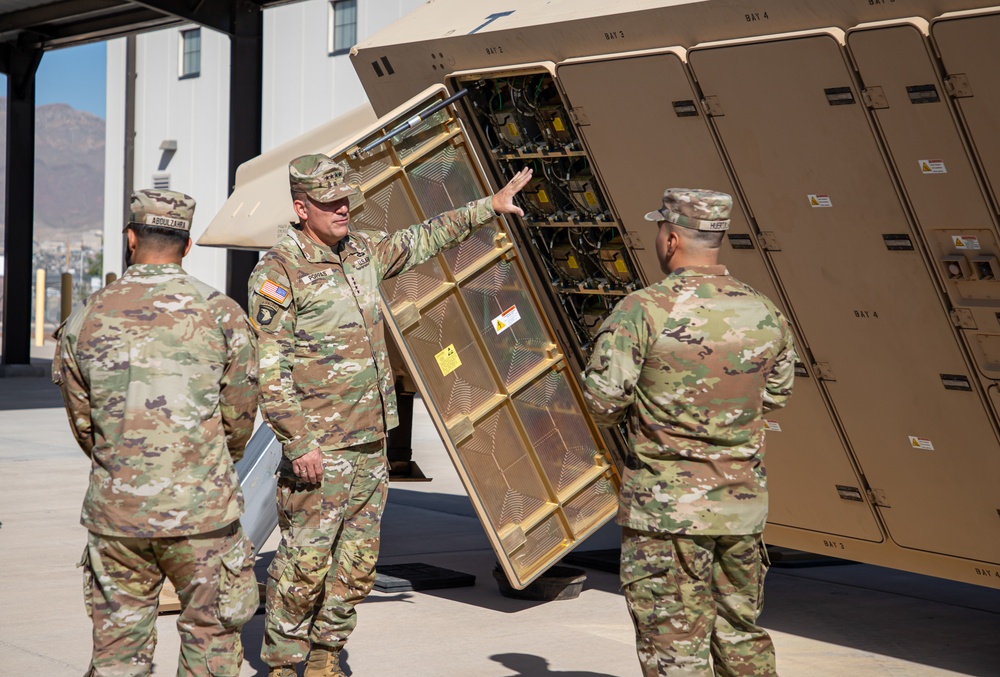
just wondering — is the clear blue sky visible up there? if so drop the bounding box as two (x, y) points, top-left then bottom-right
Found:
(0, 42), (106, 118)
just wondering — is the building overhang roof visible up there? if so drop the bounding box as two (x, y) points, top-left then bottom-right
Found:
(0, 0), (299, 52)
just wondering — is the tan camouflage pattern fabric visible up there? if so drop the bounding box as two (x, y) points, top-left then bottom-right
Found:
(52, 262), (259, 537)
(79, 523), (259, 676)
(582, 265), (796, 535)
(248, 196), (496, 459)
(644, 188), (733, 231)
(262, 441), (388, 666)
(621, 528), (774, 676)
(289, 154), (359, 203)
(129, 189), (196, 232)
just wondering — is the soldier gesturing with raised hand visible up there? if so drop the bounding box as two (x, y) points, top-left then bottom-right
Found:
(249, 155), (530, 677)
(583, 189), (796, 677)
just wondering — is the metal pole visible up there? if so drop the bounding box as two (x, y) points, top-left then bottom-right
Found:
(60, 273), (73, 323)
(122, 34), (136, 272)
(34, 268), (44, 347)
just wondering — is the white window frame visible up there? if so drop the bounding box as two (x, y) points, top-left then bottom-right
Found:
(178, 28), (201, 79)
(328, 0), (358, 56)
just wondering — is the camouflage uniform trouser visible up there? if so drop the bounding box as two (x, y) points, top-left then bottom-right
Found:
(621, 527), (775, 677)
(78, 522), (259, 677)
(262, 440), (389, 667)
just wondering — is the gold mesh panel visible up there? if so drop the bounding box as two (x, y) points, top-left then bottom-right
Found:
(393, 110), (452, 160)
(513, 370), (604, 497)
(562, 473), (618, 538)
(456, 406), (552, 532)
(442, 220), (504, 276)
(325, 87), (620, 589)
(512, 513), (570, 578)
(403, 292), (499, 420)
(409, 143), (483, 215)
(341, 143), (393, 188)
(461, 260), (550, 386)
(353, 178), (449, 308)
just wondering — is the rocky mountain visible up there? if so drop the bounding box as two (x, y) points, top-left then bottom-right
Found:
(0, 98), (105, 240)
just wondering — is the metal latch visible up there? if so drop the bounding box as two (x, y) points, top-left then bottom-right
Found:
(814, 362), (836, 381)
(757, 231), (780, 251)
(944, 73), (973, 98)
(949, 308), (977, 329)
(867, 488), (891, 508)
(702, 95), (725, 117)
(568, 107), (590, 126)
(862, 86), (889, 109)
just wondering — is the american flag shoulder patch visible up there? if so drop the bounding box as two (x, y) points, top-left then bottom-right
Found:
(256, 278), (292, 308)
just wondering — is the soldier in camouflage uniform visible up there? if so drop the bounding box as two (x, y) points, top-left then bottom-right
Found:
(251, 154), (531, 676)
(53, 189), (260, 677)
(582, 189), (796, 677)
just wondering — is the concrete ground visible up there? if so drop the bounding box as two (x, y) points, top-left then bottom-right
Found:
(1, 377), (999, 676)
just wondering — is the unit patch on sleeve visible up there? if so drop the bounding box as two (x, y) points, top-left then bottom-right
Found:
(256, 303), (278, 327)
(255, 278), (292, 308)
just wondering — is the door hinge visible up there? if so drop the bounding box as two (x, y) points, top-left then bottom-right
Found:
(814, 362), (836, 381)
(758, 231), (780, 251)
(568, 107), (590, 126)
(702, 95), (725, 117)
(944, 73), (973, 98)
(950, 308), (977, 329)
(622, 230), (644, 250)
(867, 488), (891, 508)
(862, 86), (889, 109)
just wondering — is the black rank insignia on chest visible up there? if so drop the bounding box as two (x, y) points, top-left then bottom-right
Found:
(256, 303), (278, 326)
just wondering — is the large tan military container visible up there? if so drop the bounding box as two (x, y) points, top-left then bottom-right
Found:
(201, 0), (1000, 589)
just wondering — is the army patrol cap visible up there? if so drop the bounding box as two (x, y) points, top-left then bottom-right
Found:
(129, 189), (196, 232)
(644, 188), (732, 232)
(289, 153), (359, 203)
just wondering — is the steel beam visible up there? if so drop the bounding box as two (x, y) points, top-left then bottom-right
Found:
(225, 0), (262, 309)
(1, 42), (43, 366)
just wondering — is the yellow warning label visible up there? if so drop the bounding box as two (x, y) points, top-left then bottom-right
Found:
(435, 344), (462, 377)
(615, 258), (628, 274)
(922, 162), (932, 172)
(811, 196), (819, 206)
(538, 189), (550, 203)
(553, 116), (565, 132)
(584, 191), (598, 206)
(495, 321), (505, 331)
(567, 255), (579, 269)
(506, 122), (519, 138)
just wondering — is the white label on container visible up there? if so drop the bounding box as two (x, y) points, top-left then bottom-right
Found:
(764, 420), (782, 432)
(919, 159), (947, 174)
(809, 194), (833, 208)
(909, 436), (935, 451)
(492, 305), (522, 335)
(953, 235), (980, 250)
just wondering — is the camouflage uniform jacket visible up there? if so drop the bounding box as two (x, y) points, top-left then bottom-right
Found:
(52, 263), (259, 538)
(582, 266), (795, 535)
(249, 197), (496, 460)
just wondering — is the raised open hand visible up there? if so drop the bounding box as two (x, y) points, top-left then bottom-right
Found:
(490, 167), (533, 217)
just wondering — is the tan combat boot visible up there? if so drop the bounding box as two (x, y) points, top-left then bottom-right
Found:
(303, 648), (346, 677)
(268, 667), (297, 677)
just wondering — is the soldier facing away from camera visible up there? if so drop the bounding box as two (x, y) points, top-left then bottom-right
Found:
(582, 188), (796, 676)
(249, 154), (531, 676)
(53, 189), (260, 677)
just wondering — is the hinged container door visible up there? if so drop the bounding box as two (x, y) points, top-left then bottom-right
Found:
(689, 32), (1000, 564)
(555, 51), (882, 542)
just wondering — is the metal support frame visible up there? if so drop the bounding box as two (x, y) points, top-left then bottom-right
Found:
(225, 1), (263, 309)
(1, 41), (43, 366)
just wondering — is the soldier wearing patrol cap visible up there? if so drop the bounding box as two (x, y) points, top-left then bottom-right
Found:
(582, 188), (797, 676)
(53, 189), (260, 676)
(250, 154), (531, 676)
